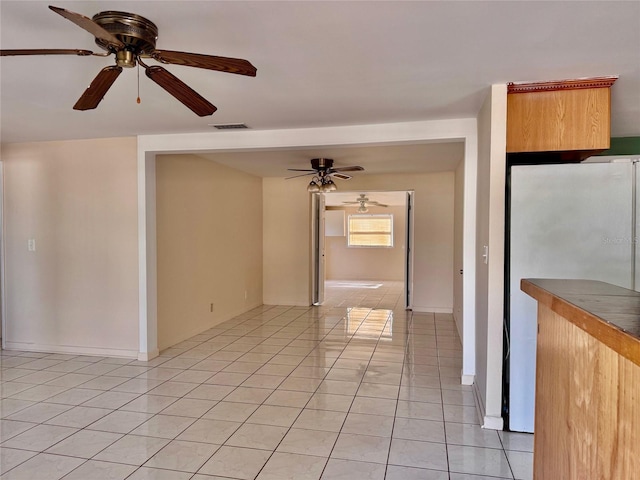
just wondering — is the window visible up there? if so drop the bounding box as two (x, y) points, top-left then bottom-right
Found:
(348, 214), (393, 247)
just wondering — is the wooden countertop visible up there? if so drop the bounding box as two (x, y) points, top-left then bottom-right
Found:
(521, 278), (640, 366)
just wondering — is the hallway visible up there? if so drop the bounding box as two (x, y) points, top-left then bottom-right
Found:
(0, 284), (532, 479)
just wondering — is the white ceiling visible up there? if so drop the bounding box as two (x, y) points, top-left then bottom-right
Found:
(1, 0), (639, 146)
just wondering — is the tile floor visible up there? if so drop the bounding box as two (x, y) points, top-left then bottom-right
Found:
(0, 280), (533, 479)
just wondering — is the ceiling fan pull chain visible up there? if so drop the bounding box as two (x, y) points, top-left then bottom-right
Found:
(137, 63), (141, 104)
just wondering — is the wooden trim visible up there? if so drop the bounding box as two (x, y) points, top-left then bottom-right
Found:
(507, 76), (618, 94)
(521, 279), (640, 366)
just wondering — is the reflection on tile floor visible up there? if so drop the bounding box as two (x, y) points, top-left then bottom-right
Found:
(0, 281), (533, 479)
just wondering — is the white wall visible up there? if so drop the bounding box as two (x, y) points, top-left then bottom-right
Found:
(453, 160), (465, 333)
(2, 138), (139, 357)
(156, 154), (263, 350)
(474, 84), (507, 429)
(262, 171), (455, 312)
(326, 205), (405, 281)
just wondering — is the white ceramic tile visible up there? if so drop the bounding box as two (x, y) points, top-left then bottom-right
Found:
(144, 439), (220, 473)
(46, 429), (122, 458)
(160, 397), (217, 417)
(342, 413), (394, 437)
(223, 386), (274, 404)
(45, 406), (112, 428)
(9, 384), (69, 402)
(331, 433), (391, 464)
(393, 417), (445, 443)
(6, 402), (72, 423)
(277, 428), (338, 457)
(0, 447), (37, 474)
(94, 434), (170, 466)
(82, 391), (140, 409)
(388, 438), (448, 471)
(320, 458), (386, 480)
(0, 398), (36, 418)
(265, 389), (313, 408)
(349, 397), (397, 417)
(445, 422), (502, 448)
(87, 410), (154, 434)
(131, 414), (196, 439)
(199, 445), (271, 479)
(203, 401), (258, 422)
(498, 430), (534, 452)
(447, 444), (513, 478)
(45, 388), (103, 406)
(506, 449), (533, 480)
(177, 418), (241, 444)
(292, 409), (347, 432)
(396, 400), (443, 421)
(60, 459), (137, 480)
(256, 452), (328, 480)
(206, 371), (251, 386)
(386, 465), (450, 480)
(111, 378), (166, 394)
(0, 453), (84, 480)
(185, 384), (236, 401)
(247, 404), (302, 427)
(120, 394), (178, 414)
(225, 423), (288, 450)
(2, 424), (78, 451)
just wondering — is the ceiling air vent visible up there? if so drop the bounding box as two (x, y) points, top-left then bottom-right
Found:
(210, 123), (249, 130)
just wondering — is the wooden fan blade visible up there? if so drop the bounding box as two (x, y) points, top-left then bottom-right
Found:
(49, 6), (124, 50)
(1, 49), (94, 56)
(151, 50), (257, 77)
(331, 173), (352, 180)
(145, 66), (217, 116)
(331, 166), (365, 172)
(73, 66), (122, 111)
(285, 172), (317, 180)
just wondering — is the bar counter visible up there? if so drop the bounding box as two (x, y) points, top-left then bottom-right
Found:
(521, 278), (639, 480)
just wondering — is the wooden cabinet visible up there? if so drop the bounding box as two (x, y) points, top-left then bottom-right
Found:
(507, 77), (617, 159)
(521, 279), (640, 480)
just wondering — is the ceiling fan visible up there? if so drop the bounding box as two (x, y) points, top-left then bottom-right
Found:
(286, 158), (364, 192)
(0, 5), (257, 116)
(343, 194), (388, 213)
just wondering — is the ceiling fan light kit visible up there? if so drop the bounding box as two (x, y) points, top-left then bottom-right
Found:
(0, 5), (256, 116)
(286, 158), (364, 192)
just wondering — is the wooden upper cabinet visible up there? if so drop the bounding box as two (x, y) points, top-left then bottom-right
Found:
(506, 77), (617, 157)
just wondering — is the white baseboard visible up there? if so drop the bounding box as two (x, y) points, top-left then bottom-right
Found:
(3, 341), (138, 359)
(411, 307), (453, 314)
(461, 373), (474, 386)
(138, 349), (159, 362)
(472, 380), (504, 430)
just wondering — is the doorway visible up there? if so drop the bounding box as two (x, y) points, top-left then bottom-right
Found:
(312, 190), (414, 309)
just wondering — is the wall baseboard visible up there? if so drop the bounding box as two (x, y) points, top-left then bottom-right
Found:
(473, 380), (504, 430)
(3, 341), (138, 359)
(137, 349), (159, 362)
(461, 373), (474, 386)
(411, 307), (453, 314)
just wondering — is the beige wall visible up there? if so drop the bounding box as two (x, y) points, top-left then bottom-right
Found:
(2, 138), (139, 356)
(156, 154), (263, 350)
(262, 171), (455, 312)
(325, 205), (405, 281)
(263, 177), (312, 306)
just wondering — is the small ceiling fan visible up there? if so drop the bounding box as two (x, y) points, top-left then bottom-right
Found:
(0, 5), (257, 116)
(286, 158), (364, 192)
(343, 194), (388, 213)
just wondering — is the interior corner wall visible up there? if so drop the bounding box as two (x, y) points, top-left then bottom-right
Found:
(326, 205), (405, 281)
(262, 177), (312, 306)
(155, 154), (263, 350)
(2, 137), (140, 357)
(475, 84), (507, 429)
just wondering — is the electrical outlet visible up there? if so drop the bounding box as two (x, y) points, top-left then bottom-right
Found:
(27, 239), (36, 251)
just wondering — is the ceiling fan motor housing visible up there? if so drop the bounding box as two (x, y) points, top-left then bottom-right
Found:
(310, 158), (333, 173)
(92, 11), (158, 66)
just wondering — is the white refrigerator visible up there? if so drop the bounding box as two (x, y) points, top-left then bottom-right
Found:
(508, 160), (638, 433)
